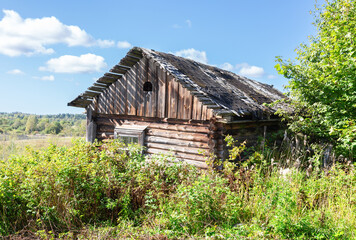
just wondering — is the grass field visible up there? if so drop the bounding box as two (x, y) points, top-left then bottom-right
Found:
(0, 135), (79, 160)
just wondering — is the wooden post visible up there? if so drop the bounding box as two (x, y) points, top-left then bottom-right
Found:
(86, 108), (97, 143)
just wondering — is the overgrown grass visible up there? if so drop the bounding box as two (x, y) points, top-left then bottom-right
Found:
(0, 139), (355, 239)
(0, 135), (75, 160)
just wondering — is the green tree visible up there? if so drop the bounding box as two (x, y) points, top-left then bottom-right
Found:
(12, 119), (22, 129)
(275, 0), (356, 157)
(45, 121), (63, 134)
(25, 115), (38, 133)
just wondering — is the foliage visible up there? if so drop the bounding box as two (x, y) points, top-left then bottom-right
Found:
(275, 0), (356, 158)
(1, 139), (355, 239)
(0, 112), (85, 137)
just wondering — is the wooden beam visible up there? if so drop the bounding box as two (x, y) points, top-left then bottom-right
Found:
(115, 64), (131, 70)
(110, 67), (127, 75)
(97, 76), (117, 84)
(88, 86), (105, 92)
(127, 54), (142, 61)
(104, 72), (122, 79)
(84, 91), (101, 97)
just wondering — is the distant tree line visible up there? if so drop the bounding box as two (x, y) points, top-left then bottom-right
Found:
(0, 112), (86, 136)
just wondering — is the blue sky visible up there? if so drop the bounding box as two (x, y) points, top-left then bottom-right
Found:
(0, 0), (320, 114)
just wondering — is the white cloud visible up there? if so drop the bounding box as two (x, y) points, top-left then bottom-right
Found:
(268, 74), (277, 79)
(33, 75), (55, 81)
(41, 75), (54, 81)
(97, 39), (115, 48)
(7, 69), (24, 75)
(117, 41), (132, 49)
(39, 53), (107, 73)
(174, 48), (208, 64)
(220, 62), (234, 71)
(0, 10), (114, 57)
(235, 63), (265, 78)
(186, 19), (192, 28)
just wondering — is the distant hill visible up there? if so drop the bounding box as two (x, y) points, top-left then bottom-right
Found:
(0, 112), (86, 136)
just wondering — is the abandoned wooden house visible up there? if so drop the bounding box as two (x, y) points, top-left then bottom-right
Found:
(68, 47), (287, 168)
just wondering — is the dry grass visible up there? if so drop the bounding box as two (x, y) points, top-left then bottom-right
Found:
(0, 135), (79, 160)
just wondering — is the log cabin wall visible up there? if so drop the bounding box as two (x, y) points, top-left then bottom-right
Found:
(88, 56), (214, 121)
(93, 114), (213, 169)
(221, 120), (282, 160)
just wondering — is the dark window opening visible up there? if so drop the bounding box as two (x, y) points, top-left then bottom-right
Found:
(143, 82), (153, 92)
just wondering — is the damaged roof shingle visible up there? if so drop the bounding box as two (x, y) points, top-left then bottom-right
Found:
(68, 47), (288, 119)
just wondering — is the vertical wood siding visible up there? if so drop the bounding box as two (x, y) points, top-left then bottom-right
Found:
(93, 56), (213, 121)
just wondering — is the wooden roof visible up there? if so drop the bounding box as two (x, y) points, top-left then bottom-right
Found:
(68, 47), (288, 118)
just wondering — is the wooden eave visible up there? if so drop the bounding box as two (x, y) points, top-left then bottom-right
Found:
(67, 48), (144, 109)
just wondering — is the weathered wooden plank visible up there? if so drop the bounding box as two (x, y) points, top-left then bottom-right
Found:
(136, 58), (145, 116)
(88, 86), (105, 92)
(157, 64), (166, 118)
(145, 136), (209, 149)
(105, 88), (111, 114)
(146, 128), (209, 142)
(146, 143), (208, 155)
(206, 108), (214, 120)
(97, 76), (117, 84)
(83, 91), (101, 97)
(149, 123), (209, 133)
(145, 58), (157, 117)
(117, 77), (126, 114)
(201, 105), (208, 120)
(177, 84), (184, 119)
(110, 66), (127, 75)
(86, 121), (97, 143)
(95, 116), (210, 131)
(126, 63), (137, 115)
(121, 58), (139, 67)
(127, 54), (142, 61)
(193, 96), (203, 120)
(97, 95), (103, 113)
(104, 72), (122, 79)
(167, 76), (178, 118)
(108, 83), (116, 114)
(94, 83), (108, 88)
(183, 87), (192, 120)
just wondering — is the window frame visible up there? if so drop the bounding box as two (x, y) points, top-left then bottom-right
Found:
(114, 125), (147, 146)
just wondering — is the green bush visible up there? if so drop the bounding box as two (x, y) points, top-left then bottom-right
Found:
(1, 139), (355, 239)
